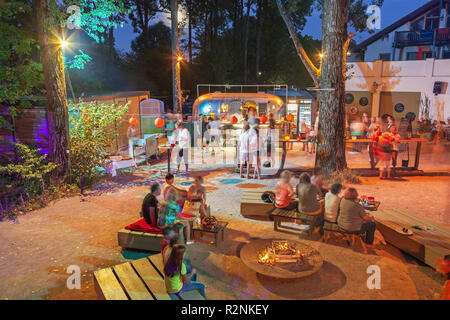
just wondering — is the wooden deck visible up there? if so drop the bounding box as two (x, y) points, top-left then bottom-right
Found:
(240, 189), (274, 220)
(373, 209), (450, 269)
(93, 254), (205, 300)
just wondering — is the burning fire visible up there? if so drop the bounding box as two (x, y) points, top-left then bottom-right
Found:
(257, 240), (303, 265)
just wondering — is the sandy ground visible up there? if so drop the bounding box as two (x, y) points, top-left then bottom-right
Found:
(0, 141), (448, 300)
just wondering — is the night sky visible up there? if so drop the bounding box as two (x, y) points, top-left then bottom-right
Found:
(114, 0), (430, 53)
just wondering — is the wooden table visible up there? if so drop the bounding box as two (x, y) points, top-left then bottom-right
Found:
(192, 221), (228, 247)
(276, 139), (308, 176)
(345, 138), (428, 170)
(93, 253), (204, 300)
(158, 144), (173, 173)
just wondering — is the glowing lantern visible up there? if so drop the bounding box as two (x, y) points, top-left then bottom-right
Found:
(231, 115), (238, 124)
(260, 114), (267, 124)
(286, 113), (294, 122)
(285, 135), (291, 141)
(296, 136), (302, 141)
(129, 117), (137, 126)
(155, 117), (165, 128)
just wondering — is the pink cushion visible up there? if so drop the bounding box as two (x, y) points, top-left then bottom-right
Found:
(124, 218), (163, 234)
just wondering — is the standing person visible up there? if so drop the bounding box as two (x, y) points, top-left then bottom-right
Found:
(208, 116), (221, 154)
(175, 121), (190, 175)
(307, 126), (316, 154)
(127, 117), (138, 158)
(163, 244), (206, 299)
(141, 183), (161, 227)
(324, 183), (343, 223)
(386, 116), (396, 133)
(282, 117), (293, 150)
(265, 114), (276, 167)
(361, 112), (371, 137)
(275, 171), (297, 210)
(337, 188), (376, 246)
(377, 132), (394, 179)
(238, 124), (250, 178)
(249, 121), (262, 179)
(301, 122), (310, 152)
(350, 117), (365, 152)
(390, 126), (400, 167)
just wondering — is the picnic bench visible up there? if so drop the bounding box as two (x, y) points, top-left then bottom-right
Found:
(240, 189), (274, 220)
(93, 253), (205, 300)
(373, 208), (450, 269)
(270, 208), (318, 238)
(118, 228), (163, 252)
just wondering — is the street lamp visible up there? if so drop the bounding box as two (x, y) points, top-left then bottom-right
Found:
(60, 40), (69, 48)
(177, 55), (184, 62)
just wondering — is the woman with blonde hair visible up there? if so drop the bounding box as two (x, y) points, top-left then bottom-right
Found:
(337, 188), (376, 245)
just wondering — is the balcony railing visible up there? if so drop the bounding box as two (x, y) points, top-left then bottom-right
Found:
(394, 28), (450, 48)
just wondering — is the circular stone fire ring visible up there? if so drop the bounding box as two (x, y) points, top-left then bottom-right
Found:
(240, 239), (323, 279)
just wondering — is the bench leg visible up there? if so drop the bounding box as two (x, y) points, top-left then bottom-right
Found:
(359, 235), (368, 253)
(274, 217), (278, 231)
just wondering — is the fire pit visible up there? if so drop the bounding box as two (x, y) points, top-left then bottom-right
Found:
(240, 239), (323, 279)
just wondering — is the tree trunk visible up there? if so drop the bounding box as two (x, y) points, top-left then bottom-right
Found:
(275, 0), (320, 86)
(187, 0), (192, 63)
(36, 0), (70, 182)
(255, 0), (264, 79)
(170, 0), (182, 113)
(315, 0), (349, 175)
(108, 26), (115, 62)
(243, 0), (252, 84)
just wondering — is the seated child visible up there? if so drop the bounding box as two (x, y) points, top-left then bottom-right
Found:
(311, 167), (327, 198)
(161, 225), (178, 259)
(161, 226), (180, 264)
(141, 183), (161, 227)
(159, 189), (181, 227)
(324, 183), (343, 223)
(164, 244), (206, 299)
(187, 176), (208, 218)
(275, 171), (297, 211)
(162, 173), (188, 206)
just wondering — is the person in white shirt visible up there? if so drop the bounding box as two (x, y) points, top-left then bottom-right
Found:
(175, 121), (190, 175)
(248, 122), (261, 179)
(238, 124), (250, 178)
(324, 183), (343, 223)
(208, 118), (221, 154)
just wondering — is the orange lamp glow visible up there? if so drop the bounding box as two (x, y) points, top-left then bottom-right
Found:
(155, 117), (165, 128)
(129, 117), (137, 126)
(285, 136), (290, 141)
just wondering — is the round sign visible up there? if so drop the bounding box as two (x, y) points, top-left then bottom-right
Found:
(406, 112), (416, 122)
(359, 97), (369, 106)
(349, 105), (359, 115)
(345, 93), (354, 104)
(394, 103), (405, 113)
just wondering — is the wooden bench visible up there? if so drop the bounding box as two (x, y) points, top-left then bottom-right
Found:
(322, 221), (368, 252)
(93, 254), (205, 300)
(373, 208), (450, 269)
(240, 189), (274, 220)
(118, 229), (163, 252)
(271, 208), (314, 238)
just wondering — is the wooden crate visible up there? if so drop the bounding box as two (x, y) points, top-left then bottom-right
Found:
(93, 254), (205, 300)
(240, 189), (274, 220)
(373, 209), (450, 269)
(118, 229), (163, 252)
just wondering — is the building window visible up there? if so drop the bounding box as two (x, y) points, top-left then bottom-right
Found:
(423, 51), (432, 59)
(425, 8), (440, 30)
(406, 52), (418, 60)
(379, 53), (391, 61)
(443, 51), (450, 59)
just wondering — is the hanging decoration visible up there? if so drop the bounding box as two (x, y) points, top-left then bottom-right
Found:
(155, 117), (165, 128)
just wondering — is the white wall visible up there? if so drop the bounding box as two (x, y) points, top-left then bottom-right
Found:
(346, 58), (450, 121)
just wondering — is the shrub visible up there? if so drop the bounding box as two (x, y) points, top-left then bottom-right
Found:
(0, 143), (58, 200)
(69, 101), (129, 186)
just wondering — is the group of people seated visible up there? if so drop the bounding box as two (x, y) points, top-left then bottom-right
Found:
(141, 173), (208, 298)
(274, 169), (377, 246)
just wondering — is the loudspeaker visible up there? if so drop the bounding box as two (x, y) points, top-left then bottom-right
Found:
(433, 81), (444, 95)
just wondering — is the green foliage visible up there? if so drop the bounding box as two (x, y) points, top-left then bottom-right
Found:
(0, 0), (43, 114)
(0, 143), (58, 199)
(64, 50), (93, 69)
(68, 100), (129, 182)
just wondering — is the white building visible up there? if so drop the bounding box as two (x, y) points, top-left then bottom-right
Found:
(345, 0), (450, 123)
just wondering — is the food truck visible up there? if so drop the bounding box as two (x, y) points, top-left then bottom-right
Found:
(192, 92), (285, 123)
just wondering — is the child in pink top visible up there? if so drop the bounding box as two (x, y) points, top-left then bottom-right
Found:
(275, 171), (298, 210)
